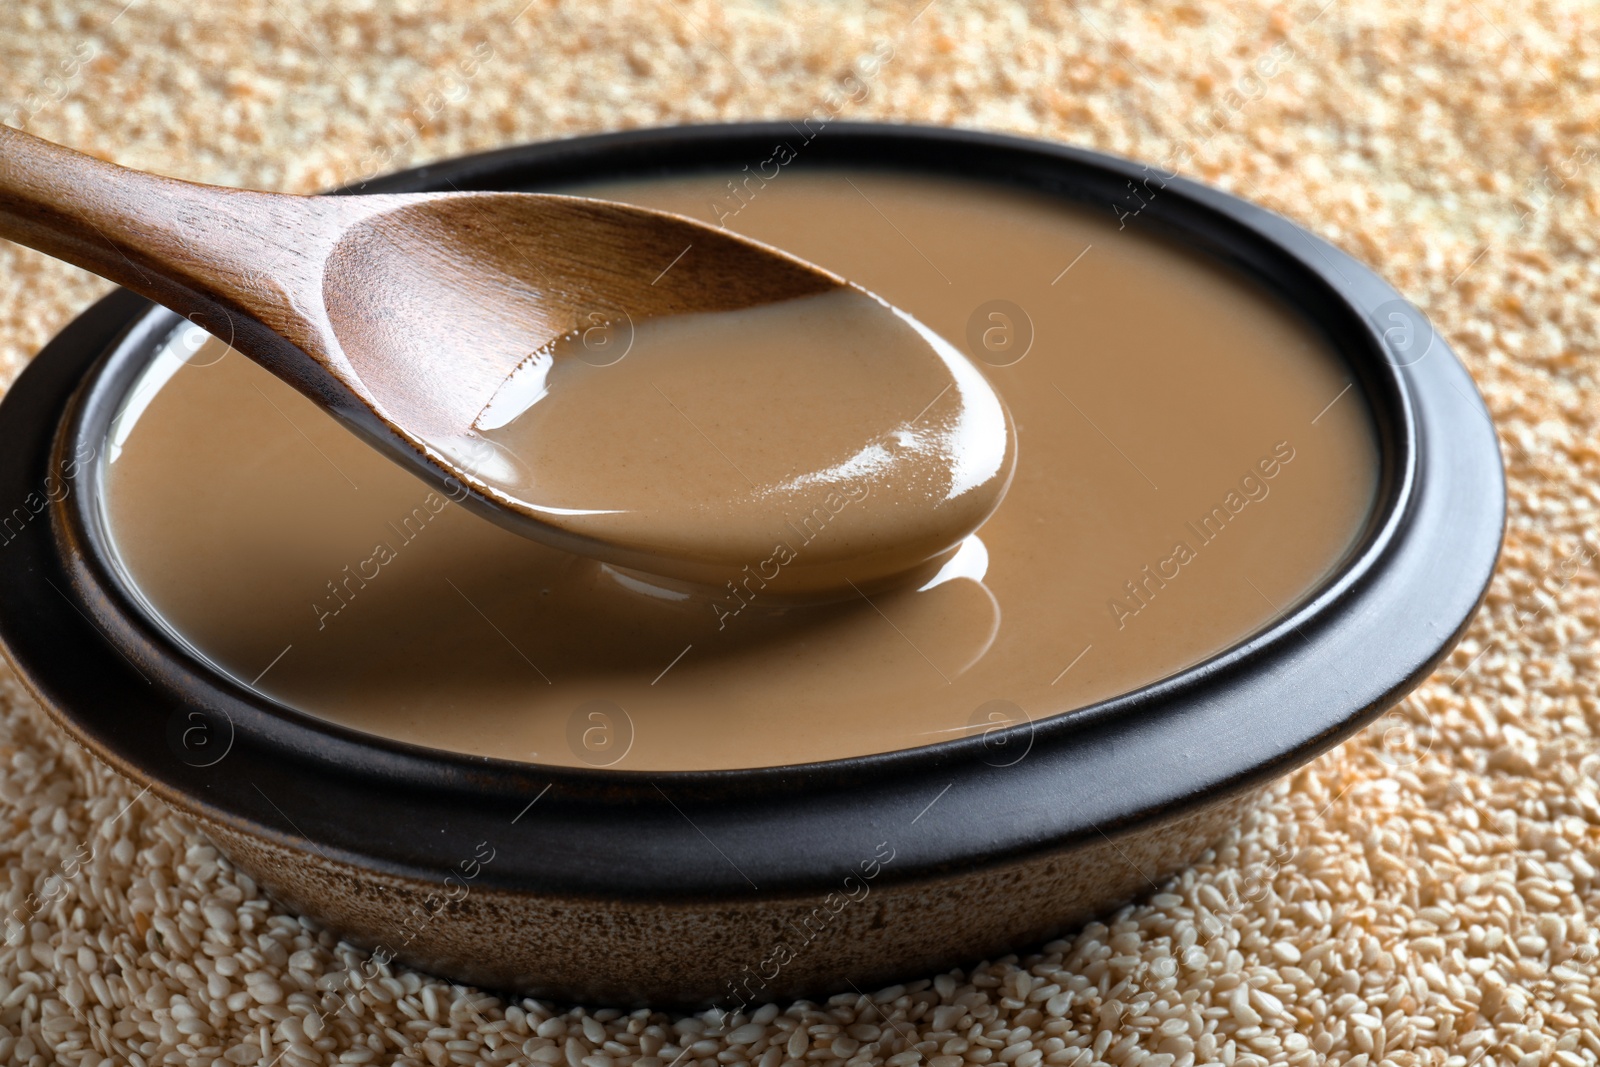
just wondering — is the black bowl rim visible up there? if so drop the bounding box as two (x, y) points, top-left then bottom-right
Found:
(0, 121), (1503, 899)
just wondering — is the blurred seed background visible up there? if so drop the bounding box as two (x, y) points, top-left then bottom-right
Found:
(0, 1), (1596, 1066)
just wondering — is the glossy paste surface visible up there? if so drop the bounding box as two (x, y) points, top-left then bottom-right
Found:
(99, 170), (1378, 770)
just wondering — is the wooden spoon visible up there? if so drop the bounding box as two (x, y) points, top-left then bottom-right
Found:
(0, 127), (1012, 591)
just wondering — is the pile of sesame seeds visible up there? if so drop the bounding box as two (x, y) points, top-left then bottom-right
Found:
(1, 0), (1598, 1064)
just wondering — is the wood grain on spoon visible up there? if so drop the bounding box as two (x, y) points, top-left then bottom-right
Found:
(0, 126), (1013, 591)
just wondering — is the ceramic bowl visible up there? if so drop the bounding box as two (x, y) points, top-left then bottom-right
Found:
(0, 123), (1503, 1007)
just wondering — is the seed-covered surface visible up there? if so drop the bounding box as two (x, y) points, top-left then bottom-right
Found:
(0, 0), (1597, 1065)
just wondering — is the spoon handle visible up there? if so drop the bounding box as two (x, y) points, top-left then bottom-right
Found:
(0, 124), (344, 351)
